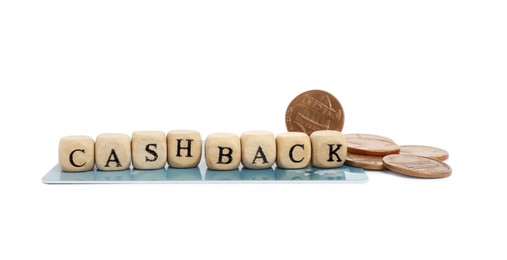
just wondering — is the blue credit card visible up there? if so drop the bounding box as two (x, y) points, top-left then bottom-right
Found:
(42, 160), (368, 184)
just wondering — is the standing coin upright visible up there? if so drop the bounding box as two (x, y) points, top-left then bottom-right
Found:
(285, 90), (344, 136)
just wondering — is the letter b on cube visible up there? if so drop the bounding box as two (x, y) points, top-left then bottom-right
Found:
(205, 133), (241, 170)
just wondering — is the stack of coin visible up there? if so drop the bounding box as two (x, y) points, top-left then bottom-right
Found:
(344, 134), (451, 178)
(344, 134), (399, 170)
(285, 90), (452, 179)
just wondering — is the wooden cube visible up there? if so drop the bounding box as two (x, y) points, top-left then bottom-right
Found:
(275, 132), (311, 169)
(205, 133), (241, 170)
(131, 131), (167, 169)
(95, 133), (131, 171)
(59, 135), (95, 172)
(167, 130), (202, 168)
(310, 130), (347, 168)
(240, 130), (276, 169)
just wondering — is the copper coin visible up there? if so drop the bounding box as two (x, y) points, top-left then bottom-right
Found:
(344, 133), (394, 143)
(346, 137), (400, 156)
(285, 90), (344, 135)
(400, 145), (449, 161)
(383, 154), (452, 179)
(345, 153), (386, 170)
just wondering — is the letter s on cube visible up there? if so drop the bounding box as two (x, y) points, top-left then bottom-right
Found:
(131, 131), (167, 170)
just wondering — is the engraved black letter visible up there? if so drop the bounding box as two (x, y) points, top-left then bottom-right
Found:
(252, 146), (268, 164)
(105, 149), (122, 167)
(217, 146), (233, 164)
(145, 143), (158, 162)
(289, 144), (304, 163)
(176, 139), (193, 157)
(327, 144), (342, 162)
(69, 149), (86, 167)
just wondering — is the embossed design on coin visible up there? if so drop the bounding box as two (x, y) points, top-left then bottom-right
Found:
(345, 153), (386, 170)
(400, 145), (449, 161)
(383, 154), (452, 178)
(344, 133), (394, 143)
(285, 90), (344, 135)
(346, 137), (400, 156)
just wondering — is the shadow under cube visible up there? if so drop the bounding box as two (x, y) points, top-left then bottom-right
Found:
(166, 167), (203, 181)
(240, 167), (276, 181)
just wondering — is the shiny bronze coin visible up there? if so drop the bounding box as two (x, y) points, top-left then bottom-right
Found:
(400, 145), (449, 161)
(346, 137), (400, 156)
(345, 153), (386, 170)
(383, 154), (452, 179)
(285, 90), (344, 135)
(344, 133), (394, 143)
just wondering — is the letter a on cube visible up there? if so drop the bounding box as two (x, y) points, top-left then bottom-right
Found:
(241, 130), (276, 169)
(95, 133), (131, 171)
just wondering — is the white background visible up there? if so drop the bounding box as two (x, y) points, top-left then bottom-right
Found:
(1, 1), (506, 259)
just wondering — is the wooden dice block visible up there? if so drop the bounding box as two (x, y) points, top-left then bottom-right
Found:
(310, 130), (347, 168)
(275, 132), (311, 169)
(205, 133), (241, 170)
(95, 133), (131, 171)
(131, 131), (167, 169)
(167, 130), (202, 168)
(59, 135), (95, 172)
(241, 130), (276, 169)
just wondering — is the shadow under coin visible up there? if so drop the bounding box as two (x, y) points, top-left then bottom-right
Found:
(240, 168), (276, 181)
(205, 168), (241, 181)
(131, 168), (168, 181)
(60, 170), (96, 181)
(275, 167), (312, 181)
(95, 169), (132, 182)
(167, 167), (203, 181)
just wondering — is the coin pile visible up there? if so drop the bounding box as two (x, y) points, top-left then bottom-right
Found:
(285, 90), (452, 179)
(344, 135), (451, 178)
